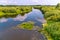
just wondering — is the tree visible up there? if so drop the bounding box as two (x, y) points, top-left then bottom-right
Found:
(56, 3), (60, 9)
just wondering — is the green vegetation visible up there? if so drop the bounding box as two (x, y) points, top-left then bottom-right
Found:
(0, 6), (32, 18)
(44, 22), (60, 40)
(15, 21), (41, 31)
(34, 3), (60, 40)
(17, 21), (34, 30)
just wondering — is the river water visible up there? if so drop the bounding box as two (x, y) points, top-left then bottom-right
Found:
(0, 8), (46, 32)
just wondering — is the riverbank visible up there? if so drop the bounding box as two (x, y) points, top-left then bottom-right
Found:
(34, 4), (60, 40)
(0, 6), (32, 18)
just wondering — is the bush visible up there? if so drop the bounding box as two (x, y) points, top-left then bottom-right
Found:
(17, 21), (34, 30)
(0, 12), (5, 17)
(56, 3), (60, 10)
(0, 6), (32, 18)
(44, 22), (60, 40)
(44, 10), (60, 21)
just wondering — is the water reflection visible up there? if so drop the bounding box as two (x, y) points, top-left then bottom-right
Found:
(0, 18), (8, 23)
(25, 9), (44, 21)
(13, 14), (28, 21)
(0, 14), (28, 23)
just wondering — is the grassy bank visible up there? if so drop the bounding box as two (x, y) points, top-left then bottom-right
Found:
(0, 6), (32, 18)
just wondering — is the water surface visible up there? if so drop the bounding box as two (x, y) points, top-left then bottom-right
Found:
(0, 9), (46, 32)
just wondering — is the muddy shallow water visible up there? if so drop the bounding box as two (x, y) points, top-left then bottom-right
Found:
(0, 28), (47, 40)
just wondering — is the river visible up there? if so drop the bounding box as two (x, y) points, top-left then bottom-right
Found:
(0, 8), (46, 32)
(0, 8), (47, 40)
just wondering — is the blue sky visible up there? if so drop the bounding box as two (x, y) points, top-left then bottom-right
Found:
(0, 0), (60, 5)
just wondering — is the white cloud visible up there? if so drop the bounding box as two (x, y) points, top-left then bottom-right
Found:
(40, 0), (60, 5)
(32, 0), (39, 2)
(0, 0), (60, 5)
(0, 0), (8, 5)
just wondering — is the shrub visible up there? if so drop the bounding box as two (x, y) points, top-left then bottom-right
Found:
(44, 22), (60, 40)
(0, 12), (5, 17)
(0, 6), (32, 17)
(17, 21), (34, 30)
